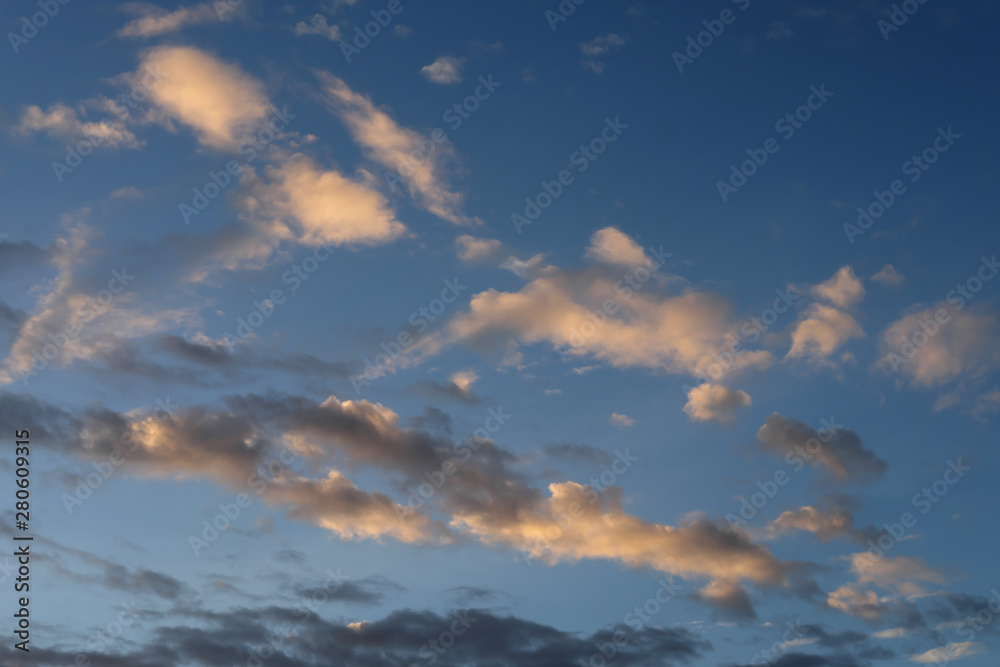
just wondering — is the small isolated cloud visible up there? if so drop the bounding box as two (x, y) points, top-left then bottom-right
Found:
(580, 33), (626, 74)
(420, 56), (464, 84)
(609, 412), (635, 428)
(683, 384), (751, 423)
(16, 104), (142, 150)
(766, 21), (795, 39)
(910, 642), (985, 663)
(873, 627), (909, 639)
(455, 235), (502, 263)
(872, 264), (906, 287)
(756, 414), (887, 482)
(110, 186), (145, 199)
(117, 2), (234, 38)
(586, 227), (649, 267)
(295, 14), (341, 41)
(544, 442), (611, 468)
(812, 266), (865, 309)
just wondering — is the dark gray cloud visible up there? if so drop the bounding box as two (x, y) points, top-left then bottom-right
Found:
(757, 414), (888, 482)
(544, 441), (613, 468)
(403, 378), (484, 404)
(296, 576), (406, 605)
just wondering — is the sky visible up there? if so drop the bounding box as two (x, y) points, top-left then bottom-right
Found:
(1, 0), (999, 666)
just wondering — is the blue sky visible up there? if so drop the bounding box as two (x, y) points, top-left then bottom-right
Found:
(1, 1), (999, 666)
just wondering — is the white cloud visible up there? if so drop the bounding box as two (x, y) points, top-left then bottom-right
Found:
(455, 235), (501, 262)
(16, 104), (142, 149)
(786, 304), (864, 362)
(117, 2), (233, 38)
(316, 71), (476, 225)
(873, 627), (909, 639)
(910, 642), (985, 663)
(239, 153), (407, 247)
(872, 264), (906, 287)
(499, 254), (546, 278)
(295, 14), (341, 41)
(580, 33), (626, 56)
(811, 266), (865, 309)
(419, 56), (465, 84)
(133, 45), (272, 151)
(610, 413), (635, 428)
(683, 384), (752, 423)
(585, 227), (649, 267)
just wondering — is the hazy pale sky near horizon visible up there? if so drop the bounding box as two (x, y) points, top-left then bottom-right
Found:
(1, 1), (999, 666)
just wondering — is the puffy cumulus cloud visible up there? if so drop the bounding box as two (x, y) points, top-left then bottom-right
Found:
(454, 481), (790, 592)
(812, 266), (866, 309)
(767, 495), (878, 543)
(683, 383), (752, 423)
(786, 266), (866, 365)
(419, 56), (465, 84)
(316, 71), (477, 225)
(15, 103), (141, 149)
(877, 303), (1000, 387)
(910, 642), (985, 663)
(295, 13), (341, 41)
(239, 153), (407, 247)
(872, 264), (906, 287)
(455, 234), (502, 262)
(610, 412), (636, 428)
(25, 391), (794, 598)
(756, 414), (887, 482)
(786, 304), (864, 362)
(399, 257), (774, 379)
(0, 223), (195, 385)
(586, 226), (649, 267)
(117, 2), (234, 38)
(0, 605), (711, 666)
(132, 45), (272, 150)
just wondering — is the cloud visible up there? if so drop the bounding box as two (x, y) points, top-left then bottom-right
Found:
(239, 152), (407, 247)
(786, 267), (866, 364)
(544, 442), (612, 468)
(133, 45), (272, 150)
(811, 266), (865, 309)
(297, 576), (404, 605)
(878, 304), (999, 387)
(850, 554), (945, 598)
(15, 103), (142, 149)
(767, 495), (878, 543)
(610, 412), (635, 428)
(827, 585), (893, 621)
(910, 642), (985, 663)
(420, 56), (464, 84)
(295, 14), (341, 41)
(586, 227), (650, 267)
(873, 627), (909, 639)
(683, 384), (752, 423)
(118, 2), (232, 38)
(397, 250), (774, 379)
(110, 185), (145, 199)
(316, 71), (477, 225)
(455, 235), (502, 262)
(0, 605), (711, 666)
(404, 370), (482, 405)
(580, 33), (626, 73)
(756, 414), (887, 482)
(872, 264), (906, 287)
